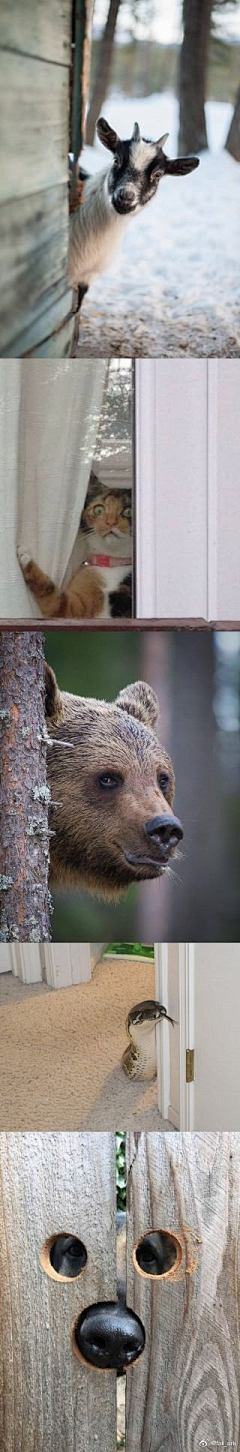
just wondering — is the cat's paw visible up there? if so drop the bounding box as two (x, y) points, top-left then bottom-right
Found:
(18, 549), (32, 570)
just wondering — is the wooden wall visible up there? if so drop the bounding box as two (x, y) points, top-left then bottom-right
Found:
(126, 1132), (240, 1452)
(1, 1132), (239, 1450)
(0, 1), (73, 356)
(0, 1132), (116, 1451)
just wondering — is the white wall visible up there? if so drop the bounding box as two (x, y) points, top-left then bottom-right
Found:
(194, 942), (240, 1130)
(136, 359), (240, 621)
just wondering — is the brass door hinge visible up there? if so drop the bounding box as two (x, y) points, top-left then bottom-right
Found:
(186, 1048), (194, 1083)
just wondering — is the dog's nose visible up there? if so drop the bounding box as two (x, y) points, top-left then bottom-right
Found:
(75, 1300), (145, 1372)
(145, 814), (183, 853)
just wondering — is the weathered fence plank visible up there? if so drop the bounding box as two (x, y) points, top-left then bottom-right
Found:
(0, 0), (73, 356)
(0, 1132), (116, 1452)
(126, 1132), (240, 1452)
(1, 55), (69, 204)
(1, 0), (70, 64)
(0, 187), (72, 357)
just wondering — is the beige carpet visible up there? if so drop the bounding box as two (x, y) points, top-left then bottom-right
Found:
(0, 956), (174, 1132)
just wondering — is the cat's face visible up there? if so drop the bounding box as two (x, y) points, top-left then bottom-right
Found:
(81, 486), (131, 542)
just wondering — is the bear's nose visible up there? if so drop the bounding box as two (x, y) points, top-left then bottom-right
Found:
(145, 814), (183, 854)
(75, 1300), (145, 1372)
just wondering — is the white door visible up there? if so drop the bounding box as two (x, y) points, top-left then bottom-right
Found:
(154, 942), (240, 1131)
(0, 945), (13, 973)
(136, 360), (240, 621)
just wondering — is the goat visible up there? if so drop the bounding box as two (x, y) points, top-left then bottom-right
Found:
(69, 118), (199, 308)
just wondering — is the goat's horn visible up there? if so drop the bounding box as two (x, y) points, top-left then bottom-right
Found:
(157, 132), (169, 149)
(132, 122), (141, 141)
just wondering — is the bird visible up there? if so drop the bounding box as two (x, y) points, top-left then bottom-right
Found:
(121, 999), (175, 1081)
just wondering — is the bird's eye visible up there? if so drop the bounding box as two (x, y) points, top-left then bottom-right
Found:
(98, 771), (122, 790)
(158, 771), (169, 793)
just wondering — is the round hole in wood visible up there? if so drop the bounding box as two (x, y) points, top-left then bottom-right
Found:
(40, 1233), (87, 1282)
(133, 1228), (182, 1280)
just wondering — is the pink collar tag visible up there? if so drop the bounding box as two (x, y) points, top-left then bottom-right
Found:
(88, 553), (132, 568)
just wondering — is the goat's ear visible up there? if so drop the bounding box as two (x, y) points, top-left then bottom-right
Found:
(115, 681), (159, 731)
(45, 664), (64, 723)
(97, 117), (120, 153)
(165, 155), (200, 176)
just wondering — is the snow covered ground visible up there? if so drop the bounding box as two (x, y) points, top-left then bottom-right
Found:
(76, 91), (240, 357)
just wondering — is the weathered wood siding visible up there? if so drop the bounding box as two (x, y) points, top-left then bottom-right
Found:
(0, 1), (73, 356)
(0, 1132), (116, 1451)
(126, 1132), (240, 1452)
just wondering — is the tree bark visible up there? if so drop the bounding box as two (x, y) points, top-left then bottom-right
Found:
(225, 84), (240, 161)
(86, 0), (122, 146)
(0, 631), (50, 942)
(178, 0), (213, 154)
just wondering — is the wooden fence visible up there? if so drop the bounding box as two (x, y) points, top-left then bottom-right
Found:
(0, 1132), (239, 1451)
(0, 1), (92, 356)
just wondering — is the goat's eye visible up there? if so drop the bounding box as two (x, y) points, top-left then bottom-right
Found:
(114, 154), (121, 170)
(158, 771), (169, 793)
(151, 167), (162, 184)
(98, 771), (122, 790)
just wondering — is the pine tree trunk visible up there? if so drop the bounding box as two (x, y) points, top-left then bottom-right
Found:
(86, 0), (122, 146)
(178, 0), (212, 154)
(0, 632), (50, 943)
(225, 86), (240, 161)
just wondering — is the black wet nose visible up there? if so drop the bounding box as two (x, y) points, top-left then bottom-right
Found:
(75, 1300), (145, 1372)
(145, 814), (183, 852)
(118, 186), (135, 202)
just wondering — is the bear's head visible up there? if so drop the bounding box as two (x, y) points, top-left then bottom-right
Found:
(45, 665), (183, 899)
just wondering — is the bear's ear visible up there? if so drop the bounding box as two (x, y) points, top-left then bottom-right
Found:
(116, 681), (159, 730)
(45, 664), (63, 722)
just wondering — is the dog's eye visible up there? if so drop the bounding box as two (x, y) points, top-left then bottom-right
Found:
(98, 771), (122, 790)
(158, 771), (169, 793)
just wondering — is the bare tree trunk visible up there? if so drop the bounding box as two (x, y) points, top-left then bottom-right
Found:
(0, 632), (50, 943)
(178, 0), (212, 154)
(86, 0), (122, 146)
(225, 85), (240, 161)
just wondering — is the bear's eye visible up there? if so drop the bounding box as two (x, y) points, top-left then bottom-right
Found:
(158, 771), (169, 793)
(98, 771), (123, 790)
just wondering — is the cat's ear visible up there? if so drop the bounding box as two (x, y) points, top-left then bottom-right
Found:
(85, 469), (101, 499)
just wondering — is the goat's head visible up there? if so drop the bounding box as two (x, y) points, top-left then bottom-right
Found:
(97, 117), (199, 215)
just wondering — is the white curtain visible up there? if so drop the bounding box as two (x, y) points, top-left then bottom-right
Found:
(17, 360), (107, 586)
(0, 359), (131, 617)
(0, 361), (37, 617)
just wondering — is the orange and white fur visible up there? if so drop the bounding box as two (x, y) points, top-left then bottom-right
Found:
(18, 472), (132, 620)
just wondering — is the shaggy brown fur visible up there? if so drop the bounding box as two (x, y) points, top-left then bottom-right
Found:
(45, 666), (183, 901)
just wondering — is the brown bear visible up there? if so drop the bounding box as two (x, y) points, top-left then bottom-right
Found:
(45, 665), (183, 900)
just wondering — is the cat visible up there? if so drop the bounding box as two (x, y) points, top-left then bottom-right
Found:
(18, 471), (132, 619)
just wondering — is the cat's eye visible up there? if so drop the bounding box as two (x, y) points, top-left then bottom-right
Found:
(93, 504), (105, 516)
(122, 506), (132, 519)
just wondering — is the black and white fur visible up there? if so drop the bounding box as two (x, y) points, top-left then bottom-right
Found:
(69, 118), (200, 303)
